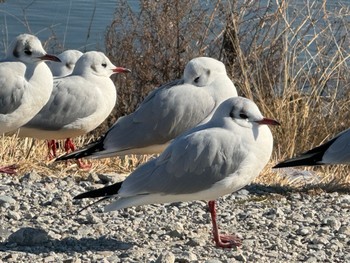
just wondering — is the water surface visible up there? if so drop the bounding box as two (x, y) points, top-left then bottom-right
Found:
(0, 0), (138, 55)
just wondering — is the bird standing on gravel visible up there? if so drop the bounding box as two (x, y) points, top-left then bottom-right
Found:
(274, 128), (350, 167)
(17, 51), (131, 168)
(0, 33), (60, 174)
(47, 49), (83, 77)
(73, 96), (280, 248)
(56, 56), (238, 161)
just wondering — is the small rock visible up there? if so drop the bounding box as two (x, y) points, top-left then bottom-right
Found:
(297, 228), (310, 236)
(7, 227), (49, 246)
(63, 258), (82, 263)
(0, 196), (16, 206)
(98, 173), (119, 183)
(304, 256), (318, 263)
(322, 217), (341, 231)
(237, 189), (250, 196)
(185, 237), (206, 247)
(338, 195), (350, 204)
(205, 260), (223, 263)
(86, 214), (102, 224)
(87, 173), (101, 183)
(176, 252), (197, 263)
(311, 236), (329, 245)
(98, 251), (114, 257)
(7, 211), (21, 220)
(338, 226), (350, 235)
(0, 227), (10, 241)
(167, 229), (183, 239)
(156, 252), (175, 263)
(233, 253), (247, 262)
(20, 171), (41, 182)
(3, 253), (18, 262)
(44, 255), (55, 262)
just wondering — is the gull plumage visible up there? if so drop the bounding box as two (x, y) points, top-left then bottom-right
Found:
(57, 56), (238, 161)
(73, 96), (280, 248)
(17, 51), (130, 166)
(0, 33), (60, 174)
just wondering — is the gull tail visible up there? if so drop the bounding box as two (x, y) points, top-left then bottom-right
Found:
(273, 138), (335, 168)
(74, 181), (123, 199)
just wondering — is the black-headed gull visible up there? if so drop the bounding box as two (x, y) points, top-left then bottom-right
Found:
(73, 96), (280, 248)
(47, 49), (83, 77)
(17, 51), (130, 168)
(56, 57), (238, 161)
(274, 128), (350, 167)
(0, 33), (60, 174)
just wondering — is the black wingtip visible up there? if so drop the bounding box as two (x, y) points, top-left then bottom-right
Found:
(273, 137), (337, 168)
(273, 153), (323, 168)
(74, 181), (123, 200)
(55, 137), (105, 162)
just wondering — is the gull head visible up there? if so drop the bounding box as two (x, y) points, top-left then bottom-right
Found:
(8, 34), (60, 64)
(72, 51), (130, 77)
(183, 57), (227, 87)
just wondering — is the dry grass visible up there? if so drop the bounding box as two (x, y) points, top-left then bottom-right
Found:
(1, 0), (349, 190)
(0, 134), (155, 179)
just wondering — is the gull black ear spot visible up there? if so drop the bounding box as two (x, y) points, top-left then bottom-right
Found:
(13, 44), (20, 58)
(229, 109), (234, 118)
(91, 64), (97, 72)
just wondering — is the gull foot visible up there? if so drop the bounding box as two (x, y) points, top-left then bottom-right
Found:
(0, 164), (19, 175)
(214, 234), (242, 248)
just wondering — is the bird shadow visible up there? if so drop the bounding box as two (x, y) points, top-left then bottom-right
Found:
(0, 235), (133, 254)
(245, 182), (350, 196)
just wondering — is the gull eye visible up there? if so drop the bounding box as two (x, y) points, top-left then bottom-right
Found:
(239, 113), (248, 119)
(194, 76), (200, 83)
(102, 63), (107, 68)
(24, 49), (32, 55)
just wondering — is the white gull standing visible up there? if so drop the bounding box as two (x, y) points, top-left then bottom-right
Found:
(274, 128), (350, 167)
(47, 49), (83, 77)
(17, 51), (130, 168)
(56, 56), (238, 161)
(73, 96), (280, 248)
(0, 33), (60, 174)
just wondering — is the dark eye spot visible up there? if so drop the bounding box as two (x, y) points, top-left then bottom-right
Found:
(194, 76), (200, 83)
(24, 49), (32, 55)
(102, 63), (107, 68)
(239, 113), (248, 119)
(229, 111), (234, 118)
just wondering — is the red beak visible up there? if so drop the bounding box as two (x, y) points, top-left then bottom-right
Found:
(113, 67), (131, 73)
(256, 118), (280, 126)
(39, 54), (61, 62)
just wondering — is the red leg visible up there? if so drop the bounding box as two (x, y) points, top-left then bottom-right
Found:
(47, 140), (58, 159)
(208, 200), (242, 248)
(0, 164), (19, 174)
(64, 138), (76, 153)
(64, 138), (91, 170)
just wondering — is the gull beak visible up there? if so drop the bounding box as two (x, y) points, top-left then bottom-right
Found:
(39, 54), (61, 62)
(113, 67), (131, 73)
(256, 118), (280, 126)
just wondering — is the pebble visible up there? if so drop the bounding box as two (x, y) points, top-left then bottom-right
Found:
(0, 173), (349, 262)
(0, 196), (16, 205)
(7, 227), (49, 246)
(156, 252), (175, 263)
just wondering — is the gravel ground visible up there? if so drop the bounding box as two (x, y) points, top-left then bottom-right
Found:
(0, 171), (350, 263)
